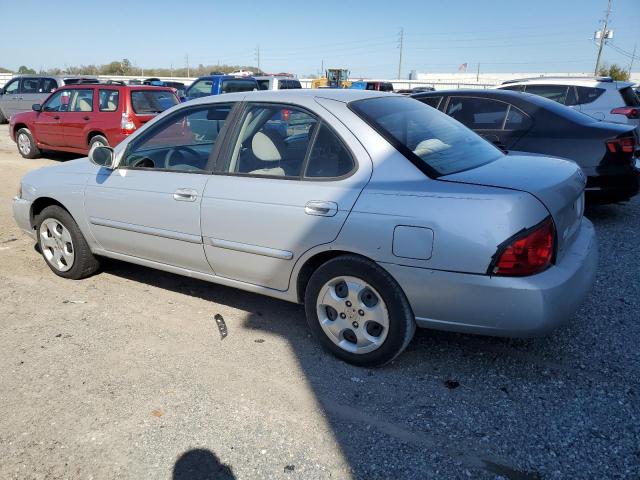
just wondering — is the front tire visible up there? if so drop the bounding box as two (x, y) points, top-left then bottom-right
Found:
(16, 128), (41, 159)
(36, 206), (99, 279)
(304, 255), (415, 367)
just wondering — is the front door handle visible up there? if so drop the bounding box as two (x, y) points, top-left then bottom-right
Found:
(83, 116), (90, 121)
(173, 188), (198, 202)
(53, 116), (60, 120)
(304, 200), (338, 217)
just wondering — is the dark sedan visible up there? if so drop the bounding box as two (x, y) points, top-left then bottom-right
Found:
(412, 89), (640, 204)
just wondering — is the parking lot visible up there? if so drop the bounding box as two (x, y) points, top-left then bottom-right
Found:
(0, 121), (638, 479)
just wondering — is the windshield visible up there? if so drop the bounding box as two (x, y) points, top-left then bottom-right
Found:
(131, 90), (178, 114)
(221, 79), (257, 93)
(350, 96), (502, 177)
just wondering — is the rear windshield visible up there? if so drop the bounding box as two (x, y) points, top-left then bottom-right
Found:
(131, 90), (178, 114)
(620, 87), (640, 107)
(221, 79), (257, 94)
(350, 96), (502, 177)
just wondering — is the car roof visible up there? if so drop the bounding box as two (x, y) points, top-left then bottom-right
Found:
(198, 75), (257, 80)
(7, 74), (98, 80)
(412, 88), (602, 125)
(185, 88), (393, 106)
(57, 84), (175, 91)
(499, 77), (633, 89)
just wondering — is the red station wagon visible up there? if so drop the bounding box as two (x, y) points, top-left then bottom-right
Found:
(9, 83), (179, 158)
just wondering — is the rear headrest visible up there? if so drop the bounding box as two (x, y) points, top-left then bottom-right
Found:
(252, 131), (282, 162)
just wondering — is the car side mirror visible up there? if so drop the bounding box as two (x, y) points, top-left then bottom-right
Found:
(32, 104), (42, 112)
(89, 146), (114, 169)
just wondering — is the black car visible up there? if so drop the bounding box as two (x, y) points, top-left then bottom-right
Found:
(412, 89), (640, 204)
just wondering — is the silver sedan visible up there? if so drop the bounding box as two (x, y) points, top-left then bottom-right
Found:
(12, 90), (597, 366)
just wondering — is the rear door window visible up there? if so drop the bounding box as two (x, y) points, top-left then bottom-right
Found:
(417, 96), (442, 109)
(221, 79), (257, 93)
(576, 86), (606, 104)
(523, 84), (569, 104)
(305, 123), (354, 178)
(20, 77), (40, 94)
(40, 78), (58, 93)
(131, 90), (178, 114)
(504, 106), (533, 130)
(257, 79), (270, 90)
(446, 97), (509, 129)
(222, 104), (318, 178)
(99, 89), (119, 112)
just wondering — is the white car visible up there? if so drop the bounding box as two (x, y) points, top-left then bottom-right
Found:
(254, 76), (302, 91)
(498, 76), (639, 129)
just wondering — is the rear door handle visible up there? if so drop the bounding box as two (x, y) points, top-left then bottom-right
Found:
(304, 200), (338, 217)
(83, 116), (90, 121)
(53, 116), (60, 120)
(173, 188), (198, 202)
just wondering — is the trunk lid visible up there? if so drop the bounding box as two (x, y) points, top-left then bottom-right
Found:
(440, 154), (586, 258)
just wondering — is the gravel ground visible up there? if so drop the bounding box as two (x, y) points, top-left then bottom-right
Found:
(0, 123), (638, 479)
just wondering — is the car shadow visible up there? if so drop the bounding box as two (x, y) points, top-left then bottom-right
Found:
(100, 258), (558, 478)
(40, 150), (84, 162)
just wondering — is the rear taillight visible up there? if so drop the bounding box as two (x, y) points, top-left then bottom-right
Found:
(611, 107), (640, 119)
(491, 217), (555, 276)
(606, 136), (636, 154)
(121, 112), (136, 134)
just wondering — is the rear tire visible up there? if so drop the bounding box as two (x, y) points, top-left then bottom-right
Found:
(36, 205), (99, 280)
(16, 128), (41, 159)
(304, 255), (415, 367)
(88, 135), (109, 154)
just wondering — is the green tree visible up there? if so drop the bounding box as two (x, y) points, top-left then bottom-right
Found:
(597, 63), (630, 82)
(17, 65), (36, 74)
(0, 67), (13, 73)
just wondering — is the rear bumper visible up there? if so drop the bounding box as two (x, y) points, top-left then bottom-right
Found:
(382, 218), (597, 337)
(585, 169), (640, 203)
(12, 196), (35, 239)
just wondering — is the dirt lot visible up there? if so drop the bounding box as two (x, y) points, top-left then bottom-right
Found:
(0, 123), (639, 479)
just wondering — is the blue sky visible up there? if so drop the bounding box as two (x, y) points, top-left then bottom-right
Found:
(1, 0), (638, 77)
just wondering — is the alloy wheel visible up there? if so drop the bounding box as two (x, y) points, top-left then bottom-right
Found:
(18, 133), (31, 156)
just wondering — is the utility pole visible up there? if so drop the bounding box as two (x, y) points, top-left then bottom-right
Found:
(594, 0), (613, 75)
(628, 44), (637, 76)
(255, 45), (260, 71)
(185, 54), (190, 78)
(397, 28), (404, 80)
(476, 63), (480, 82)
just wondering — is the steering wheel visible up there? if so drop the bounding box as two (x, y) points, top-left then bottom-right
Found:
(130, 156), (155, 168)
(164, 146), (201, 169)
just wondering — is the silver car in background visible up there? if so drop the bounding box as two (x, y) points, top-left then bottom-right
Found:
(0, 74), (99, 122)
(12, 90), (597, 366)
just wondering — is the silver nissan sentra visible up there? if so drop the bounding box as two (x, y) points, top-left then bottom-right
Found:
(12, 89), (597, 366)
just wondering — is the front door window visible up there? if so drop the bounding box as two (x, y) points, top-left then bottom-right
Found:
(121, 104), (233, 172)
